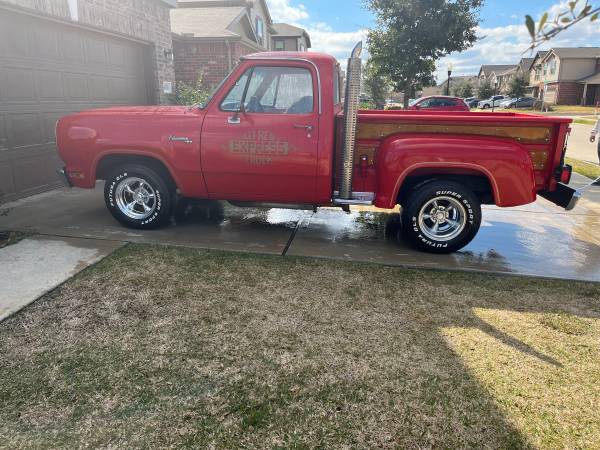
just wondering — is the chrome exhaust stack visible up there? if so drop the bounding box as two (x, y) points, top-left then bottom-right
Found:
(338, 41), (363, 200)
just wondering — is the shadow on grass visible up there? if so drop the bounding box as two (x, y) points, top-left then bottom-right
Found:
(0, 244), (599, 448)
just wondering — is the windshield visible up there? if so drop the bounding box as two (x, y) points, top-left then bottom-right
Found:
(191, 67), (237, 109)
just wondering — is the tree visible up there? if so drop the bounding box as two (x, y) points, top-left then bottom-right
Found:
(452, 80), (474, 98)
(507, 74), (528, 100)
(367, 0), (483, 108)
(526, 1), (599, 49)
(477, 78), (494, 100)
(363, 60), (390, 109)
(172, 73), (211, 106)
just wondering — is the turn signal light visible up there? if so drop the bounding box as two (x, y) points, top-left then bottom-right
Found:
(559, 165), (572, 184)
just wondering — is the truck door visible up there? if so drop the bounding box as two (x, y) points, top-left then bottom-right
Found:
(201, 63), (320, 203)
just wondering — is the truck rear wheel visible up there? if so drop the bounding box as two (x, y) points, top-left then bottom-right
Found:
(104, 164), (174, 229)
(401, 180), (481, 254)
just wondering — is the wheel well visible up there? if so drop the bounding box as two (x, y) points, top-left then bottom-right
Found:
(397, 173), (495, 206)
(96, 154), (176, 189)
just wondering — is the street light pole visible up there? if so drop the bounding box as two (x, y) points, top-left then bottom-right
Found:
(492, 80), (499, 112)
(446, 64), (453, 96)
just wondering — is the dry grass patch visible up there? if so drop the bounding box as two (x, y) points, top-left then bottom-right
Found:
(1, 245), (599, 449)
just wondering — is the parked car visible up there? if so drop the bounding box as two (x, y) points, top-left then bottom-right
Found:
(408, 96), (470, 112)
(56, 45), (578, 254)
(498, 98), (517, 108)
(504, 97), (536, 109)
(464, 97), (481, 108)
(477, 95), (509, 109)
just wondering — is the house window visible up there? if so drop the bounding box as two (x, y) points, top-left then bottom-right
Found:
(550, 58), (557, 75)
(274, 39), (285, 51)
(255, 17), (264, 46)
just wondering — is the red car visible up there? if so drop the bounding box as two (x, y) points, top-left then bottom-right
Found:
(409, 96), (470, 112)
(56, 45), (578, 253)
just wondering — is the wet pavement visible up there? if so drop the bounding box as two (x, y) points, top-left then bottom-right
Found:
(1, 176), (599, 282)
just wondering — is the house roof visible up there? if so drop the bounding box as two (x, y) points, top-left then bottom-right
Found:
(478, 65), (517, 77)
(436, 75), (478, 87)
(517, 58), (535, 72)
(579, 72), (600, 84)
(271, 23), (311, 48)
(176, 0), (272, 24)
(496, 66), (518, 76)
(548, 47), (600, 59)
(171, 6), (248, 38)
(530, 51), (549, 67)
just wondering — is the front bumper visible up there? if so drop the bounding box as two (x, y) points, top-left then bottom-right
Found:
(539, 183), (581, 211)
(57, 167), (73, 188)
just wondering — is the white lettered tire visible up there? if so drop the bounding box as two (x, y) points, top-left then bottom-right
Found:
(104, 164), (173, 229)
(401, 180), (482, 254)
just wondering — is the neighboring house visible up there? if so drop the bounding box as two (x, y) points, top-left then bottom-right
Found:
(478, 65), (517, 83)
(422, 75), (478, 97)
(0, 0), (176, 202)
(529, 47), (600, 105)
(171, 0), (274, 88)
(271, 23), (311, 52)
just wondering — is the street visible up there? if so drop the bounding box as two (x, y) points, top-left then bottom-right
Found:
(566, 122), (599, 165)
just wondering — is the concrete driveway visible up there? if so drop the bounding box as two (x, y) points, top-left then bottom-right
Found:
(1, 176), (599, 282)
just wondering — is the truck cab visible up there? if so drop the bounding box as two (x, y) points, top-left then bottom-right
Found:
(56, 44), (579, 254)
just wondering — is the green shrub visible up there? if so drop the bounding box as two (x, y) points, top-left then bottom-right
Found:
(172, 73), (211, 106)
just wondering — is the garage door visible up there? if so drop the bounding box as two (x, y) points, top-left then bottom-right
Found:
(0, 8), (154, 202)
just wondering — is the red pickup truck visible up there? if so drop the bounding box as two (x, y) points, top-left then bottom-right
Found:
(56, 44), (579, 253)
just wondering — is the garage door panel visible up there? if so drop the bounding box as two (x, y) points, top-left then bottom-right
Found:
(37, 70), (65, 102)
(0, 158), (16, 200)
(0, 15), (31, 58)
(0, 114), (7, 151)
(32, 25), (61, 62)
(61, 30), (86, 65)
(12, 148), (62, 194)
(0, 9), (152, 202)
(85, 37), (108, 65)
(89, 75), (110, 102)
(9, 113), (44, 149)
(3, 67), (36, 103)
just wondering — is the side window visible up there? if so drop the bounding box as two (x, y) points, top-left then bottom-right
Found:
(243, 66), (314, 114)
(220, 69), (251, 111)
(333, 64), (341, 105)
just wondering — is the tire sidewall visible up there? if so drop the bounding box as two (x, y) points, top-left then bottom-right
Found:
(105, 166), (171, 229)
(403, 182), (481, 253)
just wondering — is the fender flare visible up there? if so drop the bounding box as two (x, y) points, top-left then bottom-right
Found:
(91, 150), (184, 193)
(374, 133), (537, 209)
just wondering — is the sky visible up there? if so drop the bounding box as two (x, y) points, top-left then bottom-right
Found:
(265, 0), (600, 83)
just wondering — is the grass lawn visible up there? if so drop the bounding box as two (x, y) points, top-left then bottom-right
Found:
(566, 157), (600, 180)
(573, 118), (597, 126)
(1, 245), (600, 449)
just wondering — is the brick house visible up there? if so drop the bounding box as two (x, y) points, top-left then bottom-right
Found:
(0, 0), (177, 202)
(529, 48), (600, 105)
(171, 0), (273, 88)
(271, 23), (311, 52)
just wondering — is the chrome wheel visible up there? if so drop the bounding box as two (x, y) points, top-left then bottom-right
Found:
(418, 196), (467, 242)
(115, 177), (157, 220)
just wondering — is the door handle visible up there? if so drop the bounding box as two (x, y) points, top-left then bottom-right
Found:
(228, 116), (241, 124)
(294, 124), (314, 131)
(169, 136), (193, 144)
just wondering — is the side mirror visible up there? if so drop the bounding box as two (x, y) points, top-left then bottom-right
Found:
(228, 104), (244, 125)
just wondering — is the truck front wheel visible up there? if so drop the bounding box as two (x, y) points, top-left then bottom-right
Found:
(401, 181), (481, 254)
(104, 164), (174, 229)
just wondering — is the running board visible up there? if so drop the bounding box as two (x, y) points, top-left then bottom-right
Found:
(332, 191), (374, 206)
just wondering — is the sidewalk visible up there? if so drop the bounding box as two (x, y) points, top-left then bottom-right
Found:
(0, 235), (123, 322)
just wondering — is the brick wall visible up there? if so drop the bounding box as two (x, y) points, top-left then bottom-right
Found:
(173, 39), (258, 89)
(556, 82), (584, 105)
(0, 0), (175, 103)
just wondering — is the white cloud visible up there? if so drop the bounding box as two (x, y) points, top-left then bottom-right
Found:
(266, 0), (309, 22)
(435, 2), (600, 82)
(266, 0), (366, 63)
